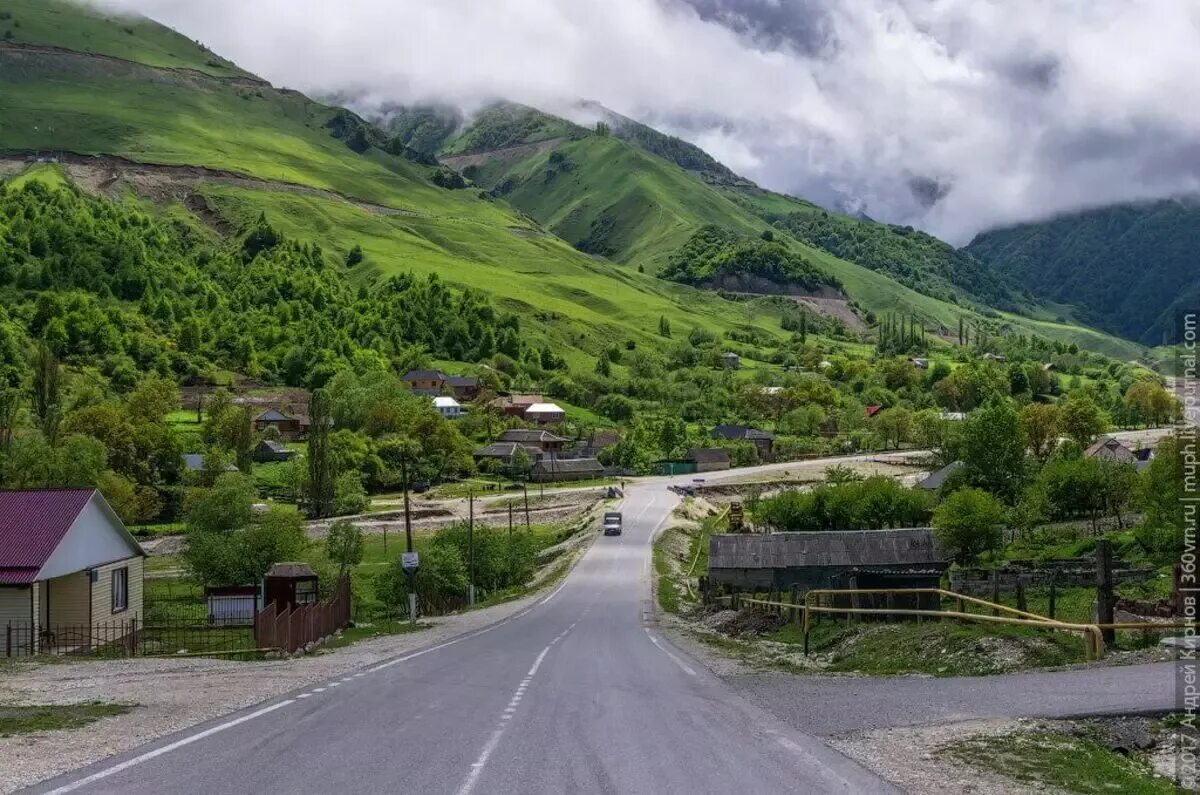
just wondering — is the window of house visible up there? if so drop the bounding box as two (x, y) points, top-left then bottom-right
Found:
(294, 579), (318, 604)
(112, 567), (128, 613)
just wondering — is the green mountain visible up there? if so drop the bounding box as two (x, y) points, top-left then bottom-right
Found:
(0, 0), (1146, 380)
(965, 198), (1200, 345)
(411, 102), (1143, 358)
(0, 0), (842, 384)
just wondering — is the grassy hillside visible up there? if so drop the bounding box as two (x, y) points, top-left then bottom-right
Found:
(966, 198), (1200, 345)
(0, 0), (247, 77)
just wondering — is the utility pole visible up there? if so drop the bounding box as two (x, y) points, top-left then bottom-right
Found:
(468, 491), (476, 606)
(402, 455), (416, 625)
(508, 501), (514, 535)
(523, 485), (531, 533)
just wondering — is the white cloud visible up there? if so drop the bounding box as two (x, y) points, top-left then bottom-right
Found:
(91, 0), (1200, 243)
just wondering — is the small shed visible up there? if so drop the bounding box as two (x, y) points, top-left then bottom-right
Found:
(722, 352), (741, 370)
(686, 447), (731, 472)
(708, 528), (948, 610)
(253, 439), (295, 463)
(263, 562), (319, 612)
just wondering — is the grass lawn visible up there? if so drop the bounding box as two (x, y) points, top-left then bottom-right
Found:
(0, 702), (132, 737)
(942, 728), (1177, 794)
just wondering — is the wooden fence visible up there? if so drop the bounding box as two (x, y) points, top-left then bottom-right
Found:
(254, 576), (351, 654)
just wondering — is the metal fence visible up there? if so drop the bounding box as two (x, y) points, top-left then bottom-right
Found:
(4, 618), (256, 658)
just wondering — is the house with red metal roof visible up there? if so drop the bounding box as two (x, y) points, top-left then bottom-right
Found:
(0, 488), (145, 654)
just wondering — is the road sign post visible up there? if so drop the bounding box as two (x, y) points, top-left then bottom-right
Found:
(402, 551), (419, 625)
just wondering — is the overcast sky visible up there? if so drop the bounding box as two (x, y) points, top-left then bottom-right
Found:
(94, 0), (1200, 244)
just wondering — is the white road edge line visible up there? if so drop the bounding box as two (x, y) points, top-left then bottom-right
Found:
(42, 700), (295, 795)
(644, 628), (697, 677)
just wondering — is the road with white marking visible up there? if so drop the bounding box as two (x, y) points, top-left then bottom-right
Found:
(29, 477), (892, 794)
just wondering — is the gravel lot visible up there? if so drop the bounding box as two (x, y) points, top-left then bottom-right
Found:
(0, 592), (544, 794)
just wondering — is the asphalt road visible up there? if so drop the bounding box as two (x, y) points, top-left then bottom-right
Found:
(29, 481), (894, 795)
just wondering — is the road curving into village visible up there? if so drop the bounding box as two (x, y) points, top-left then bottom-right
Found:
(28, 476), (895, 794)
(25, 431), (1177, 794)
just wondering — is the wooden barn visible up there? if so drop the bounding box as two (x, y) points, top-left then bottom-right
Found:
(707, 528), (948, 610)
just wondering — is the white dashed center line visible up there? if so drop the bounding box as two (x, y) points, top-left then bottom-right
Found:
(455, 622), (578, 795)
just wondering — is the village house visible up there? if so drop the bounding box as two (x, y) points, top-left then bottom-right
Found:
(525, 402), (566, 424)
(863, 404), (883, 419)
(492, 394), (544, 418)
(575, 429), (620, 458)
(253, 439), (295, 463)
(433, 396), (462, 419)
(253, 408), (307, 441)
(722, 352), (741, 370)
(446, 375), (481, 401)
(1084, 436), (1137, 465)
(473, 441), (544, 468)
(708, 527), (948, 610)
(0, 489), (146, 654)
(181, 454), (239, 473)
(909, 357), (929, 369)
(400, 369), (447, 395)
(711, 424), (775, 461)
(497, 429), (570, 455)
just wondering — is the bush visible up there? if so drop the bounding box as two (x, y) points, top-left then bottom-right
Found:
(932, 488), (1005, 563)
(374, 543), (468, 615)
(756, 476), (931, 531)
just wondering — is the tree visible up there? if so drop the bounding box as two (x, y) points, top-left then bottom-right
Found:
(185, 472), (255, 533)
(932, 487), (1005, 563)
(1019, 403), (1060, 459)
(1059, 392), (1106, 447)
(31, 340), (60, 444)
(211, 405), (255, 473)
(307, 388), (335, 518)
(325, 520), (364, 578)
(872, 407), (913, 450)
(658, 315), (672, 338)
(1136, 435), (1183, 561)
(334, 470), (368, 515)
(96, 470), (161, 525)
(960, 398), (1027, 501)
(594, 356), (611, 377)
(127, 376), (178, 423)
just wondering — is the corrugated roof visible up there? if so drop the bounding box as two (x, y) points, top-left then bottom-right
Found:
(917, 460), (964, 490)
(525, 403), (565, 414)
(498, 429), (568, 444)
(709, 528), (946, 570)
(711, 424), (775, 441)
(474, 442), (543, 458)
(401, 369), (447, 382)
(446, 375), (480, 387)
(0, 489), (96, 581)
(255, 408), (293, 422)
(532, 457), (604, 474)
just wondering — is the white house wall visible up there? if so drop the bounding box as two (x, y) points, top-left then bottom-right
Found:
(37, 495), (142, 581)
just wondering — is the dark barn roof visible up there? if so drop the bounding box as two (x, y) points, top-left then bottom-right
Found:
(531, 457), (604, 474)
(711, 424), (774, 441)
(917, 460), (963, 490)
(709, 528), (945, 570)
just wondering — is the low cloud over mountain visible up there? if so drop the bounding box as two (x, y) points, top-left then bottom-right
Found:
(93, 0), (1200, 243)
